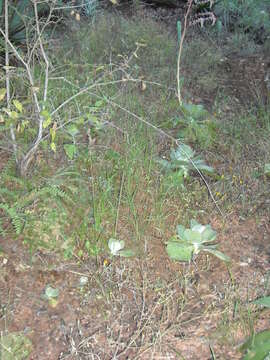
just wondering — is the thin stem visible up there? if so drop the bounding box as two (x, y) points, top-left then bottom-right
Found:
(4, 0), (17, 163)
(177, 0), (193, 106)
(114, 172), (125, 237)
(86, 91), (224, 217)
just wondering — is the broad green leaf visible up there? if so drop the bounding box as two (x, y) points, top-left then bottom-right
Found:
(13, 100), (23, 113)
(203, 248), (230, 262)
(45, 286), (59, 299)
(0, 88), (6, 101)
(241, 329), (270, 360)
(156, 158), (172, 170)
(118, 249), (135, 257)
(264, 164), (270, 176)
(181, 103), (209, 121)
(171, 144), (194, 162)
(166, 241), (193, 262)
(94, 100), (104, 107)
(184, 229), (202, 244)
(64, 144), (77, 160)
(192, 224), (207, 233)
(253, 297), (270, 308)
(190, 219), (199, 228)
(192, 160), (214, 173)
(176, 224), (186, 239)
(201, 226), (217, 242)
(66, 124), (79, 137)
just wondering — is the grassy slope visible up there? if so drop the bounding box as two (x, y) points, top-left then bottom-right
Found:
(0, 10), (269, 359)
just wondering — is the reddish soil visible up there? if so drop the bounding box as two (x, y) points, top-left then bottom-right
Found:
(0, 214), (269, 359)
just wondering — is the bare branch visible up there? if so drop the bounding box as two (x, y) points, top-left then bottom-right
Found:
(177, 0), (193, 106)
(4, 0), (18, 163)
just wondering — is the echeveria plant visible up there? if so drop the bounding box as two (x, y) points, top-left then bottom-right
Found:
(158, 144), (214, 178)
(108, 238), (134, 257)
(166, 220), (230, 262)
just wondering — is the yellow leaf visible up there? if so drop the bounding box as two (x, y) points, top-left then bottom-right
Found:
(50, 142), (56, 152)
(10, 111), (19, 120)
(50, 127), (56, 142)
(109, 0), (118, 4)
(0, 88), (6, 102)
(2, 66), (16, 70)
(49, 298), (59, 308)
(141, 81), (146, 91)
(13, 99), (23, 113)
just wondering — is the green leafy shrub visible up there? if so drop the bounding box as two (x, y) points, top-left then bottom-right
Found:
(166, 220), (230, 262)
(214, 0), (270, 42)
(158, 143), (214, 188)
(0, 162), (84, 256)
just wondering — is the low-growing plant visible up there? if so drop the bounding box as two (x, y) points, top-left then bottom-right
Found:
(158, 143), (214, 184)
(166, 219), (230, 262)
(108, 238), (134, 257)
(214, 0), (270, 43)
(174, 103), (217, 148)
(240, 329), (270, 360)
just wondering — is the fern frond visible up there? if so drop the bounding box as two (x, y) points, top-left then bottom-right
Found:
(0, 188), (18, 201)
(0, 218), (7, 237)
(0, 203), (24, 235)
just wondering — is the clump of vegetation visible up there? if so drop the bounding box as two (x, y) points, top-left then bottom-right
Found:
(158, 143), (214, 180)
(0, 1), (269, 358)
(166, 219), (230, 262)
(214, 0), (270, 42)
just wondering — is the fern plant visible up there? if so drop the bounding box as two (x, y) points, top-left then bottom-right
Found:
(0, 162), (78, 244)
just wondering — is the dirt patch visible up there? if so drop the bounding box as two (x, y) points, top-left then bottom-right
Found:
(0, 214), (269, 359)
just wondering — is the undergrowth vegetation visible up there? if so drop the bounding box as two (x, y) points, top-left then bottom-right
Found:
(0, 3), (269, 358)
(0, 7), (269, 257)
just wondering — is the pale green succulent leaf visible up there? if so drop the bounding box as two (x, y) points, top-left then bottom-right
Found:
(118, 249), (135, 257)
(171, 144), (195, 162)
(190, 219), (199, 228)
(166, 241), (193, 262)
(241, 329), (270, 360)
(45, 286), (59, 299)
(201, 226), (217, 242)
(264, 163), (270, 176)
(108, 238), (125, 255)
(253, 296), (270, 308)
(184, 229), (202, 244)
(176, 224), (186, 239)
(202, 248), (230, 262)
